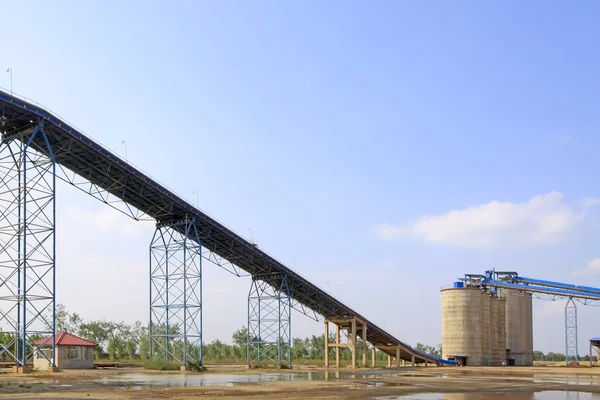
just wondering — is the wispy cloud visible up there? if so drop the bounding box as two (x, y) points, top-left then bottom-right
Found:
(571, 258), (600, 277)
(374, 192), (587, 249)
(581, 196), (600, 208)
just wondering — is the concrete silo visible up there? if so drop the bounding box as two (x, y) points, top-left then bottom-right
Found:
(497, 297), (507, 365)
(502, 289), (533, 366)
(441, 287), (484, 366)
(441, 285), (531, 366)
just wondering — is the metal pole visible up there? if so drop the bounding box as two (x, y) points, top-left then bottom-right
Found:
(198, 223), (203, 365)
(21, 132), (28, 367)
(565, 297), (579, 365)
(6, 68), (12, 96)
(149, 239), (153, 359)
(287, 276), (291, 367)
(16, 141), (21, 366)
(183, 217), (188, 366)
(51, 132), (56, 368)
(122, 140), (128, 163)
(247, 283), (251, 366)
(164, 241), (169, 362)
(193, 191), (199, 209)
(257, 288), (261, 365)
(278, 283), (281, 365)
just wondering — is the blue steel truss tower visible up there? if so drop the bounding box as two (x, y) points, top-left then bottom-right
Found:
(247, 274), (291, 367)
(565, 297), (579, 365)
(0, 122), (56, 368)
(149, 217), (202, 366)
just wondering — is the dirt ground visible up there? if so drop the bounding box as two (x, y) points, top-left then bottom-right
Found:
(0, 365), (599, 399)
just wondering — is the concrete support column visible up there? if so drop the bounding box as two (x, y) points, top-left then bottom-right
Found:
(396, 346), (400, 368)
(402, 359), (406, 367)
(324, 321), (329, 368)
(362, 323), (367, 368)
(371, 347), (376, 368)
(335, 324), (340, 368)
(425, 361), (428, 368)
(351, 318), (357, 368)
(411, 354), (415, 367)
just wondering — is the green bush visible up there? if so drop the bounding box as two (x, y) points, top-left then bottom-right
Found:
(143, 358), (180, 371)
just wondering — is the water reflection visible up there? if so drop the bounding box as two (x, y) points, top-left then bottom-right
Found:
(102, 369), (413, 389)
(375, 391), (600, 400)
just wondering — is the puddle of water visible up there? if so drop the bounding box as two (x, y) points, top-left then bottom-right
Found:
(102, 372), (293, 388)
(101, 371), (351, 389)
(372, 391), (600, 400)
(100, 369), (430, 389)
(534, 374), (600, 386)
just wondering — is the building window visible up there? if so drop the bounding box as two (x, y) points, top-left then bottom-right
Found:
(65, 346), (82, 360)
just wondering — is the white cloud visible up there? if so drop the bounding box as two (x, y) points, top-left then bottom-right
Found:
(571, 258), (600, 277)
(374, 192), (584, 249)
(581, 196), (600, 208)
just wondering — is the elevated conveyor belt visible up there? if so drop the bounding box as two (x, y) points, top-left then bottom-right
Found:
(0, 89), (454, 365)
(463, 270), (600, 303)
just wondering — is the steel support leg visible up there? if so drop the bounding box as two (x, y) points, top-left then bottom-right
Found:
(247, 274), (291, 367)
(149, 217), (202, 366)
(0, 122), (56, 368)
(565, 297), (579, 365)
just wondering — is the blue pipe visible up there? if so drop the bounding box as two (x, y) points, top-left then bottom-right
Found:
(482, 280), (600, 300)
(514, 276), (600, 295)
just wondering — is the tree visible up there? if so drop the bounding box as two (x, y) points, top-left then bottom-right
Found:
(415, 343), (441, 358)
(232, 326), (247, 348)
(133, 322), (148, 360)
(309, 335), (324, 359)
(52, 304), (83, 334)
(79, 320), (113, 359)
(533, 350), (545, 361)
(292, 337), (309, 360)
(139, 334), (149, 360)
(107, 334), (121, 361)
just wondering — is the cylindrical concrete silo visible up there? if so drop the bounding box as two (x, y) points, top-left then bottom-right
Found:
(481, 292), (490, 365)
(504, 289), (522, 365)
(523, 293), (534, 365)
(489, 295), (498, 365)
(441, 287), (483, 366)
(497, 298), (507, 365)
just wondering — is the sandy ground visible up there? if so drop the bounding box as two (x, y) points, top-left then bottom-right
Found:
(0, 365), (599, 399)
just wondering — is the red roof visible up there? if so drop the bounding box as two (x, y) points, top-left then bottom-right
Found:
(32, 332), (97, 347)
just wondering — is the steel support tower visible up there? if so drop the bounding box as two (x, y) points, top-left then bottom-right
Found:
(0, 122), (56, 367)
(149, 217), (202, 365)
(0, 89), (453, 367)
(247, 274), (291, 367)
(565, 297), (578, 365)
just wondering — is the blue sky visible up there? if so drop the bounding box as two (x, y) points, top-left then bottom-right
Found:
(2, 1), (600, 354)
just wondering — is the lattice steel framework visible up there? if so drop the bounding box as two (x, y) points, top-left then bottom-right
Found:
(0, 121), (56, 367)
(0, 89), (449, 366)
(149, 217), (202, 365)
(247, 274), (291, 367)
(565, 297), (579, 365)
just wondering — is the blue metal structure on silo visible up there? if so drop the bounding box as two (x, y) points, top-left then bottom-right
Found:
(460, 269), (600, 365)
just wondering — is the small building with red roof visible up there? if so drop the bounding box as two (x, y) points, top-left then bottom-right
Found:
(33, 332), (97, 370)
